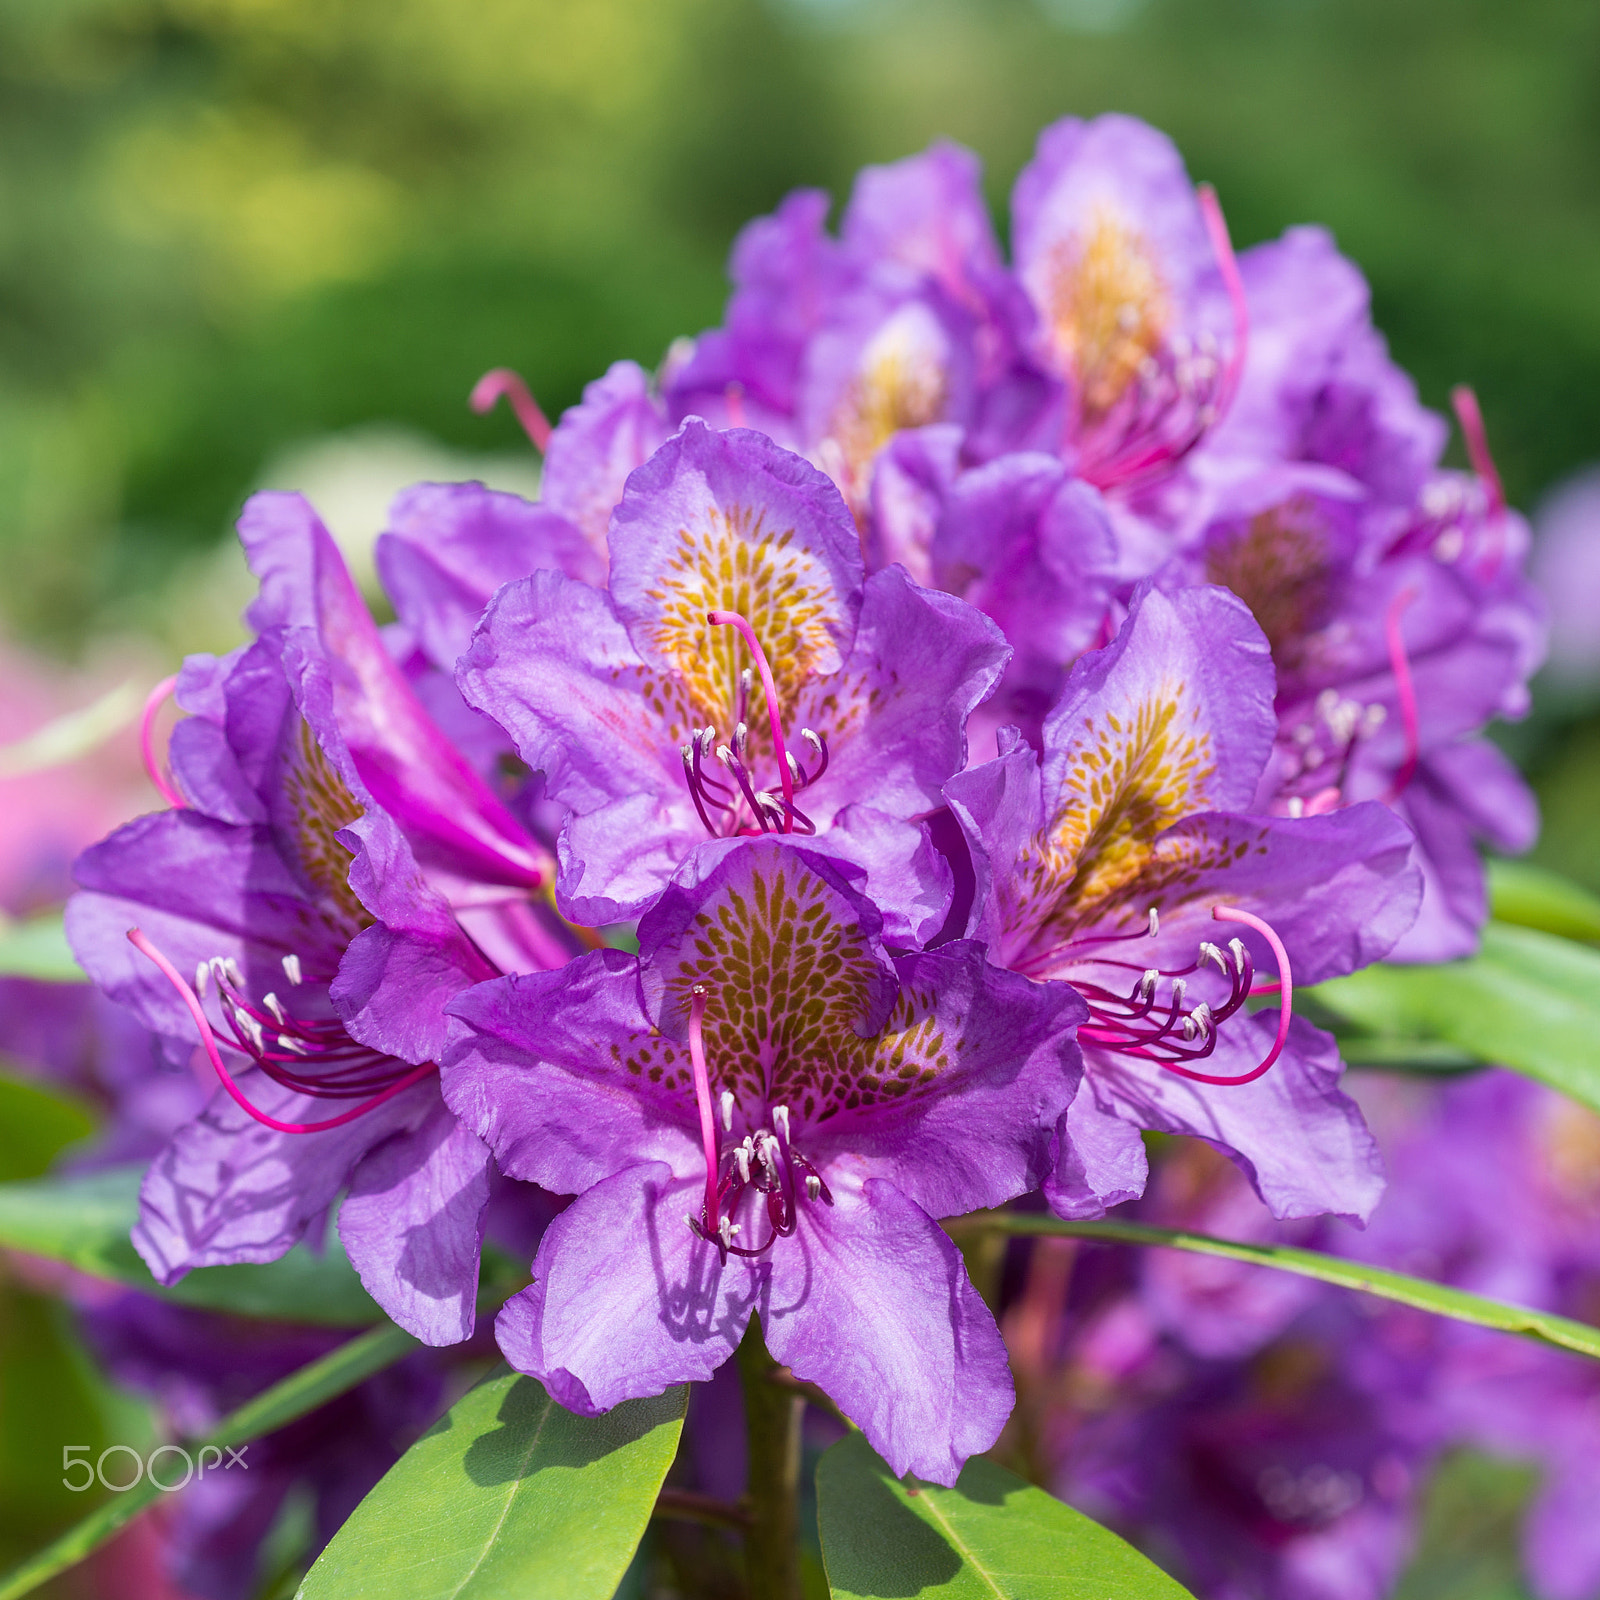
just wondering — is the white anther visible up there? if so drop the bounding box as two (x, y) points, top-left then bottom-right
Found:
(734, 721), (750, 750)
(740, 668), (754, 694)
(1190, 1002), (1213, 1035)
(1286, 796), (1305, 818)
(802, 728), (823, 755)
(1198, 942), (1227, 975)
(194, 962), (210, 999)
(685, 1214), (700, 1235)
(716, 745), (734, 766)
(719, 1089), (735, 1133)
(209, 957), (231, 989)
(1139, 969), (1158, 1001)
(223, 958), (244, 990)
(1181, 1015), (1199, 1041)
(758, 1134), (781, 1179)
(1229, 938), (1247, 969)
(237, 1012), (265, 1054)
(785, 751), (802, 781)
(1147, 908), (1160, 938)
(718, 1216), (741, 1247)
(734, 1146), (752, 1185)
(1434, 526), (1465, 564)
(281, 952), (302, 985)
(263, 992), (286, 1025)
(1170, 978), (1187, 1009)
(278, 1034), (306, 1056)
(1363, 703), (1388, 733)
(805, 1175), (822, 1202)
(772, 1105), (791, 1143)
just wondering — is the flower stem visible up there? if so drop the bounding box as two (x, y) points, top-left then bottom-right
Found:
(737, 1318), (804, 1600)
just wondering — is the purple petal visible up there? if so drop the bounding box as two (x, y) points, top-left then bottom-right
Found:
(132, 1076), (440, 1281)
(443, 949), (699, 1195)
(340, 1097), (493, 1345)
(608, 421), (864, 718)
(495, 1162), (755, 1414)
(1081, 1016), (1386, 1223)
(376, 481), (601, 674)
(1045, 1080), (1150, 1217)
(540, 360), (672, 554)
(764, 1176), (1013, 1485)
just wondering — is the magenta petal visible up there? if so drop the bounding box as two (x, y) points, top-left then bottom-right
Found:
(764, 1177), (1013, 1486)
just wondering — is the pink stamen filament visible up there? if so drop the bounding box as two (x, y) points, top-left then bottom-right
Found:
(470, 368), (552, 452)
(1450, 385), (1504, 516)
(687, 986), (723, 1244)
(126, 929), (435, 1134)
(1450, 383), (1506, 581)
(1067, 906), (1293, 1085)
(1381, 585), (1421, 803)
(1174, 906), (1293, 1086)
(706, 610), (795, 827)
(140, 676), (186, 810)
(1198, 184), (1250, 425)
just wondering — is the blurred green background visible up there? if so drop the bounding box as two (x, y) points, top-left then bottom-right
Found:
(2, 0), (1598, 1591)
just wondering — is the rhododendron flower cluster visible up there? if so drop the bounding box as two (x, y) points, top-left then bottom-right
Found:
(46, 108), (1550, 1579)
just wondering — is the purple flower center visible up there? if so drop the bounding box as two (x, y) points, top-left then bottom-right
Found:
(127, 928), (435, 1134)
(679, 610), (831, 838)
(684, 983), (833, 1260)
(1028, 905), (1294, 1086)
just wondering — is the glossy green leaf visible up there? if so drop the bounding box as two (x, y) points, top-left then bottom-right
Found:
(1488, 858), (1600, 945)
(948, 1214), (1600, 1362)
(0, 1167), (381, 1324)
(817, 1431), (1193, 1599)
(0, 912), (83, 982)
(1312, 921), (1600, 1114)
(298, 1368), (688, 1599)
(0, 1322), (416, 1600)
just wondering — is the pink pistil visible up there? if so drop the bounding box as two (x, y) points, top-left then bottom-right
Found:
(1450, 384), (1507, 581)
(126, 928), (435, 1134)
(140, 676), (186, 810)
(1381, 585), (1421, 803)
(1450, 385), (1504, 516)
(706, 610), (795, 828)
(470, 367), (553, 452)
(687, 984), (723, 1247)
(1198, 183), (1250, 424)
(1157, 905), (1293, 1087)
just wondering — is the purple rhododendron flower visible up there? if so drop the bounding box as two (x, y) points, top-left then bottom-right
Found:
(947, 583), (1421, 1223)
(443, 836), (1085, 1484)
(1158, 404), (1545, 962)
(66, 495), (581, 1345)
(458, 420), (1009, 939)
(1009, 113), (1246, 497)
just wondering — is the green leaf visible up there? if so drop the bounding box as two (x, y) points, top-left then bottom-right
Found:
(297, 1368), (687, 1599)
(0, 1167), (381, 1324)
(1311, 921), (1600, 1114)
(817, 1431), (1193, 1599)
(0, 1074), (96, 1181)
(1488, 858), (1600, 945)
(0, 912), (83, 982)
(947, 1214), (1600, 1362)
(0, 1322), (417, 1600)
